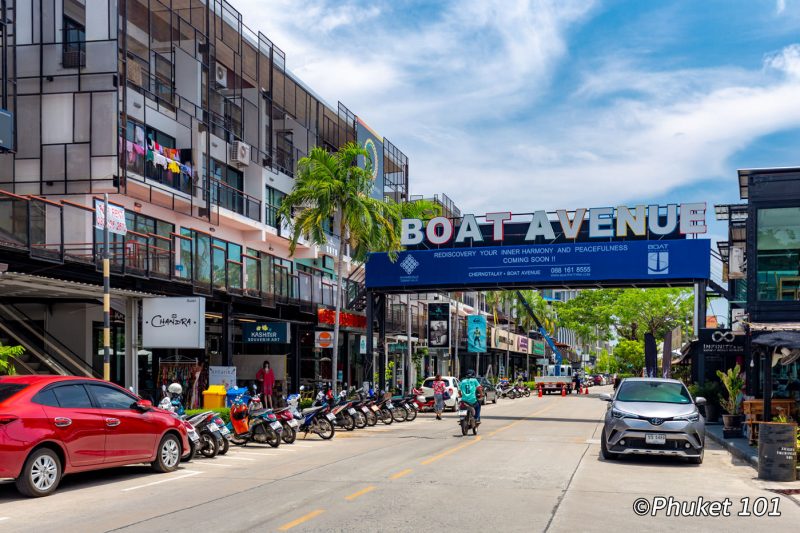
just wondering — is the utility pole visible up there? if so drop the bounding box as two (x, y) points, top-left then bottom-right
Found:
(102, 194), (111, 381)
(405, 294), (412, 394)
(453, 298), (460, 377)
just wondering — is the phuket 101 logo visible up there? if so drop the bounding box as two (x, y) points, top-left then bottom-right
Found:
(647, 244), (669, 275)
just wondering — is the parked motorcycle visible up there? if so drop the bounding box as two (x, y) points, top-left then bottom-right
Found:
(158, 383), (210, 458)
(288, 391), (335, 440)
(227, 393), (282, 447)
(273, 404), (300, 444)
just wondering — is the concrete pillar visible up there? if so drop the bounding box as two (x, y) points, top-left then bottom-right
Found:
(124, 298), (139, 393)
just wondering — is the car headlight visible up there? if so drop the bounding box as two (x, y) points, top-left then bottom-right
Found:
(611, 408), (638, 419)
(673, 412), (700, 422)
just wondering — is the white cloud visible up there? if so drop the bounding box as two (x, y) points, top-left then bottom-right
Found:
(777, 0), (786, 15)
(227, 1), (800, 215)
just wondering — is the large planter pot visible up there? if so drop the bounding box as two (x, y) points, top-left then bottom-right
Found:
(721, 413), (743, 438)
(758, 422), (798, 482)
(701, 403), (720, 423)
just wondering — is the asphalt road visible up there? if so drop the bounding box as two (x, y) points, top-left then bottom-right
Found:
(2, 386), (800, 532)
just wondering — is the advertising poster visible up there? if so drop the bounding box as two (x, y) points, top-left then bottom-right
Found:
(242, 322), (290, 344)
(427, 302), (450, 350)
(356, 117), (384, 200)
(142, 297), (205, 349)
(209, 366), (237, 389)
(467, 315), (487, 353)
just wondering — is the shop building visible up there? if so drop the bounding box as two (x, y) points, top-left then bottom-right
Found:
(0, 0), (407, 402)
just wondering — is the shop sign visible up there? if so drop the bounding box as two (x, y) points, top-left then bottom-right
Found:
(242, 322), (290, 344)
(427, 302), (450, 350)
(533, 340), (546, 356)
(536, 358), (550, 365)
(94, 199), (128, 236)
(209, 366), (237, 388)
(467, 315), (487, 353)
(317, 308), (367, 329)
(315, 330), (334, 349)
(389, 342), (408, 352)
(142, 297), (205, 349)
(699, 328), (745, 355)
(517, 336), (529, 353)
(359, 335), (367, 354)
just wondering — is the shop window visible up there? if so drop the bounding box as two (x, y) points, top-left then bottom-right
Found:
(756, 207), (800, 301)
(62, 0), (86, 68)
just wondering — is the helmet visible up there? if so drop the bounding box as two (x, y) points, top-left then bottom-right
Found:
(466, 369), (476, 378)
(167, 383), (183, 395)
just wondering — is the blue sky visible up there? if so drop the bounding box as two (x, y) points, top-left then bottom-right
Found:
(229, 0), (800, 231)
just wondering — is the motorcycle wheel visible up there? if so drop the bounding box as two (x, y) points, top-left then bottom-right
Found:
(405, 406), (418, 422)
(391, 407), (406, 423)
(460, 418), (468, 436)
(380, 409), (393, 425)
(525, 390), (531, 397)
(354, 411), (367, 429)
(342, 413), (356, 431)
(472, 423), (478, 435)
(218, 436), (229, 455)
(266, 428), (281, 448)
(365, 410), (378, 426)
(200, 433), (219, 458)
(316, 417), (335, 440)
(230, 435), (248, 446)
(282, 425), (297, 444)
(181, 440), (196, 462)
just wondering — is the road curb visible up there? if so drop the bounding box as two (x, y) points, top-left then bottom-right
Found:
(706, 425), (758, 469)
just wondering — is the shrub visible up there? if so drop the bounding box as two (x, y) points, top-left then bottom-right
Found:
(299, 398), (313, 409)
(184, 407), (230, 424)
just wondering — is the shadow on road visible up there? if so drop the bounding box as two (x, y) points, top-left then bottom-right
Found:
(477, 415), (602, 424)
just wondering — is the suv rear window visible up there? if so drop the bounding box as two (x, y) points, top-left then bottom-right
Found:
(422, 379), (436, 388)
(0, 383), (27, 403)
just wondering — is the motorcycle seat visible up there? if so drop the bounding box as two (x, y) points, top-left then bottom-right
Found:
(250, 408), (273, 417)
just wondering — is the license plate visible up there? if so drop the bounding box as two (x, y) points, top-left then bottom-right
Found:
(386, 402), (394, 409)
(326, 413), (336, 421)
(207, 422), (218, 432)
(188, 430), (200, 442)
(270, 421), (282, 430)
(288, 419), (299, 428)
(645, 433), (666, 445)
(371, 405), (379, 412)
(348, 408), (356, 415)
(361, 406), (370, 413)
(220, 426), (230, 435)
(457, 410), (467, 418)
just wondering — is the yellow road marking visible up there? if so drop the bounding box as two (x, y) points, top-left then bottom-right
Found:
(390, 468), (413, 480)
(345, 485), (377, 501)
(421, 435), (482, 465)
(278, 509), (325, 531)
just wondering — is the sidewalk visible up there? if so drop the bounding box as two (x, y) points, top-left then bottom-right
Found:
(706, 424), (758, 468)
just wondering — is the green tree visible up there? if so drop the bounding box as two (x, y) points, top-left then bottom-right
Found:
(613, 288), (694, 341)
(279, 143), (400, 395)
(0, 343), (24, 375)
(595, 348), (618, 374)
(555, 289), (619, 344)
(613, 340), (645, 375)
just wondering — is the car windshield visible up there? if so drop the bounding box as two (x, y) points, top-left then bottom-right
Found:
(0, 383), (27, 403)
(616, 381), (692, 404)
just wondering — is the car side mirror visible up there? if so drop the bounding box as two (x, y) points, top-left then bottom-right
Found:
(134, 399), (153, 412)
(599, 393), (613, 402)
(694, 396), (707, 406)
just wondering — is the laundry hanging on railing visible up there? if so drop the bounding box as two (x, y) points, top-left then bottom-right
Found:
(145, 139), (193, 178)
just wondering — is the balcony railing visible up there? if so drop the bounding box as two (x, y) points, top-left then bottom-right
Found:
(208, 179), (261, 222)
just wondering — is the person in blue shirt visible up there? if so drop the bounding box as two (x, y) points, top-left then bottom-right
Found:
(459, 369), (482, 424)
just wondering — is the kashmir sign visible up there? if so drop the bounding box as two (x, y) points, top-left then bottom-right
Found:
(242, 322), (290, 344)
(142, 297), (205, 349)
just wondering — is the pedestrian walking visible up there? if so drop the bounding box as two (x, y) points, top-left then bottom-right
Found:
(613, 373), (621, 392)
(432, 374), (446, 420)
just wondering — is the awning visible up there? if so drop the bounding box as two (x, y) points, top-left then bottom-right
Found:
(0, 272), (157, 299)
(748, 322), (800, 332)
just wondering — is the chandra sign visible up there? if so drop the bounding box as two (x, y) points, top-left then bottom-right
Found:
(401, 203), (707, 247)
(142, 297), (205, 349)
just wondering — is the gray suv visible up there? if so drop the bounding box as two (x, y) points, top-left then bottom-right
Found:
(600, 378), (706, 464)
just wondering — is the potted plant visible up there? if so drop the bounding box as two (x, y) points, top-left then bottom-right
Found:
(716, 364), (745, 438)
(689, 381), (721, 423)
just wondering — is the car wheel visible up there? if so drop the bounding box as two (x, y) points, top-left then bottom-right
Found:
(600, 431), (619, 461)
(152, 433), (182, 473)
(16, 447), (62, 497)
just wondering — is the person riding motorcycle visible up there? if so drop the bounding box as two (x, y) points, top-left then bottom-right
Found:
(459, 370), (482, 425)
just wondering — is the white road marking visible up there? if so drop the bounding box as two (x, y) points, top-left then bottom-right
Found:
(121, 470), (202, 492)
(223, 456), (256, 461)
(585, 438), (601, 444)
(195, 462), (233, 467)
(0, 517), (10, 522)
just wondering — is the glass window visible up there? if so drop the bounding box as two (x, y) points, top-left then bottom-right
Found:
(63, 16), (85, 54)
(266, 186), (285, 227)
(32, 388), (59, 407)
(87, 384), (136, 409)
(757, 207), (800, 301)
(52, 384), (94, 408)
(616, 381), (691, 404)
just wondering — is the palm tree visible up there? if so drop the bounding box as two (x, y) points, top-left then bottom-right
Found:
(278, 143), (401, 395)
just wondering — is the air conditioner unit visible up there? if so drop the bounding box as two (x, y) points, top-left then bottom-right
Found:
(214, 62), (228, 88)
(230, 141), (250, 167)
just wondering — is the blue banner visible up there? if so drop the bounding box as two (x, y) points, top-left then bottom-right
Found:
(467, 315), (487, 353)
(366, 239), (710, 290)
(242, 322), (291, 344)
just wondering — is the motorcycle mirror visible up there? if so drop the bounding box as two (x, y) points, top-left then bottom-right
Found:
(300, 385), (306, 391)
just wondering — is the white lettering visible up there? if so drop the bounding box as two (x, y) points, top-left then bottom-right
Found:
(455, 214), (484, 243)
(485, 212), (511, 241)
(680, 202), (707, 234)
(524, 210), (556, 240)
(616, 205), (646, 236)
(589, 207), (614, 238)
(648, 204), (679, 235)
(401, 218), (423, 246)
(556, 208), (586, 239)
(426, 216), (454, 245)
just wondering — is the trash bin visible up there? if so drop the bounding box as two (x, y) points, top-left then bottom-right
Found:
(202, 385), (227, 409)
(758, 422), (798, 482)
(226, 387), (250, 407)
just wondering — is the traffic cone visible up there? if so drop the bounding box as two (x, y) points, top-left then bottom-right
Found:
(584, 385), (589, 395)
(561, 385), (566, 397)
(538, 385), (543, 398)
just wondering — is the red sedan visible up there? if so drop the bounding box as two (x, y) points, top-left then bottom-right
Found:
(0, 375), (192, 497)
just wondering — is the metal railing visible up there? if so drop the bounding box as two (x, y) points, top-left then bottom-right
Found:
(208, 179), (262, 222)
